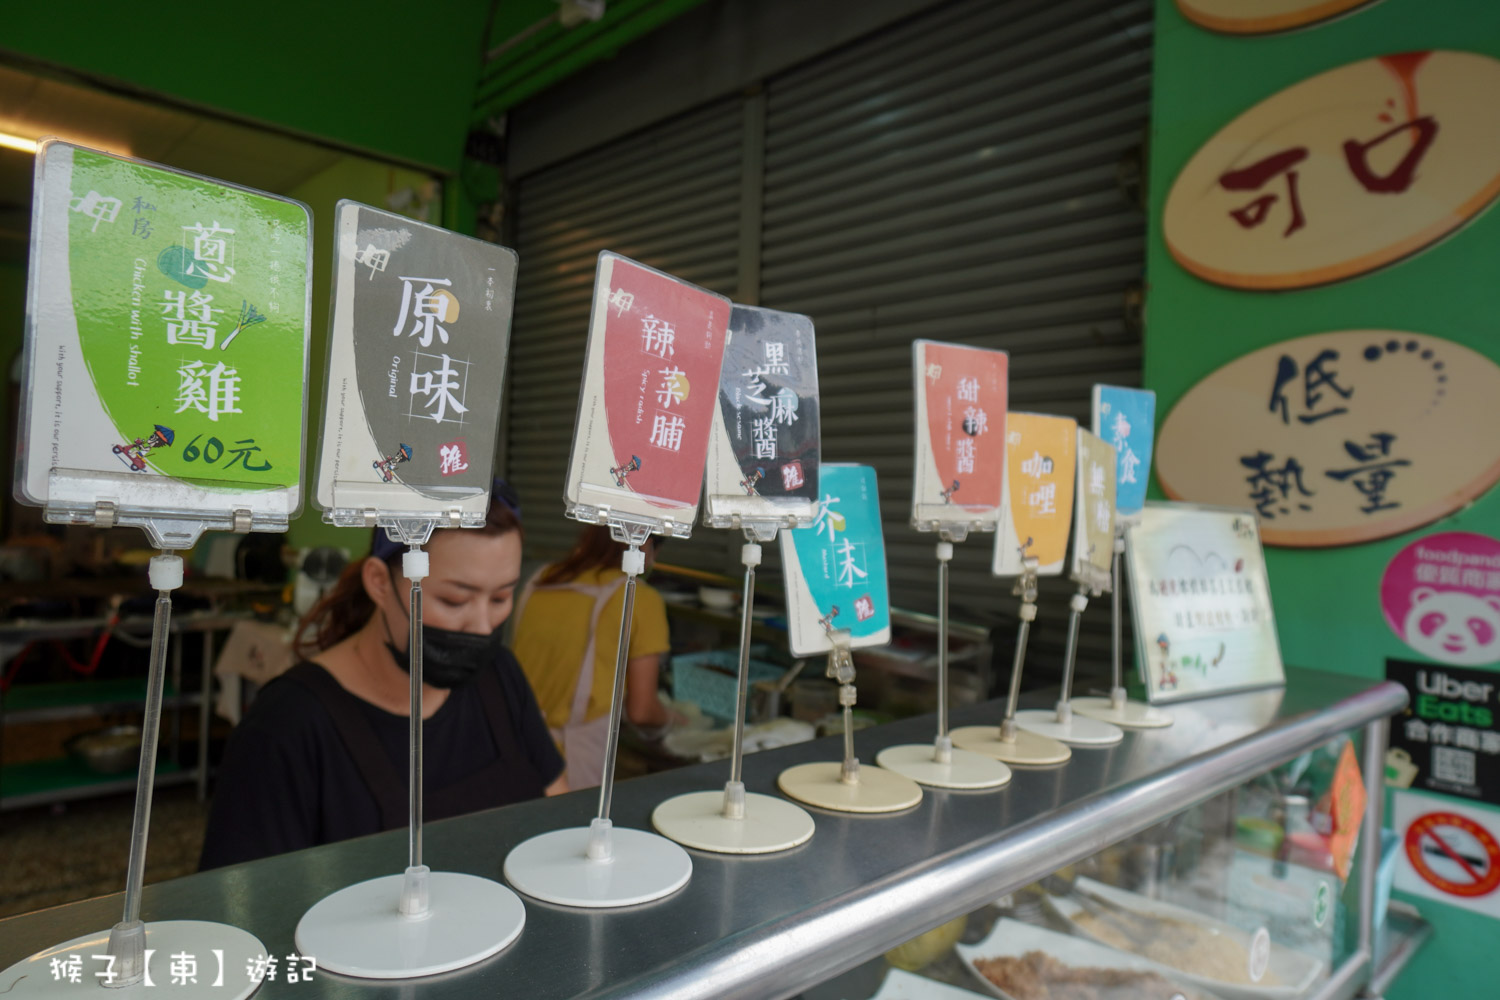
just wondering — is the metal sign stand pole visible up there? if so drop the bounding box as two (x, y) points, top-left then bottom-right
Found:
(1013, 578), (1125, 748)
(4, 533), (266, 999)
(296, 519), (528, 979)
(1110, 534), (1126, 709)
(105, 553), (181, 986)
(652, 528), (815, 854)
(878, 531), (1011, 789)
(777, 627), (923, 814)
(400, 542), (430, 917)
(587, 524), (648, 861)
(1072, 526), (1173, 729)
(505, 519), (693, 907)
(952, 557), (1071, 766)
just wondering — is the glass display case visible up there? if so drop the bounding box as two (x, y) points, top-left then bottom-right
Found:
(809, 749), (1402, 1000)
(0, 668), (1419, 1000)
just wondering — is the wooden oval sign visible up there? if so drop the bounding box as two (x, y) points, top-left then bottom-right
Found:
(1156, 331), (1500, 547)
(1176, 0), (1381, 35)
(1164, 51), (1500, 289)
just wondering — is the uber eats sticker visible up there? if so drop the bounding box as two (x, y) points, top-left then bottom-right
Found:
(1386, 658), (1500, 805)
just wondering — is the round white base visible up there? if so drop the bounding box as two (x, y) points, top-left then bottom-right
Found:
(777, 761), (923, 813)
(0, 920), (265, 998)
(295, 871), (523, 979)
(1071, 696), (1173, 729)
(950, 725), (1072, 765)
(651, 791), (815, 854)
(874, 743), (1013, 790)
(503, 827), (692, 908)
(1013, 709), (1125, 746)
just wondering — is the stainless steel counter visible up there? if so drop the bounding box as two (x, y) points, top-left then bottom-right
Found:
(0, 668), (1406, 999)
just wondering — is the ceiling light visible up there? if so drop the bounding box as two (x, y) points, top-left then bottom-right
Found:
(0, 132), (38, 154)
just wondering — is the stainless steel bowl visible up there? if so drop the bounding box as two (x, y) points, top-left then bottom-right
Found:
(65, 725), (143, 774)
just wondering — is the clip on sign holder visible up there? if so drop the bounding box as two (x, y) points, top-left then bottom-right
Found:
(952, 553), (1071, 766)
(1012, 573), (1125, 747)
(294, 506), (525, 979)
(653, 522), (816, 854)
(1071, 526), (1173, 729)
(876, 526), (1012, 790)
(2, 498), (268, 998)
(505, 513), (693, 907)
(777, 625), (924, 813)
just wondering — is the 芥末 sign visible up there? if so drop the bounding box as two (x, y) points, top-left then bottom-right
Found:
(781, 464), (891, 655)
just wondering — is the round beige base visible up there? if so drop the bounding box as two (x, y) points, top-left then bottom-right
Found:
(950, 724), (1072, 766)
(1071, 696), (1173, 729)
(651, 790), (815, 854)
(776, 761), (923, 814)
(874, 743), (1012, 790)
(1013, 709), (1125, 746)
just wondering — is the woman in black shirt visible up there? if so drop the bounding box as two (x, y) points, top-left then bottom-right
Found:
(200, 487), (566, 869)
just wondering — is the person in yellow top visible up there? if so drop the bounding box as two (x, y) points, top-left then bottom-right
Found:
(512, 524), (674, 789)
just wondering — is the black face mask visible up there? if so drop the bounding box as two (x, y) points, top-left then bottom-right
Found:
(382, 574), (503, 688)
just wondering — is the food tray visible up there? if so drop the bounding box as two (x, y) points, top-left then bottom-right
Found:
(1043, 877), (1323, 1000)
(955, 918), (1220, 1000)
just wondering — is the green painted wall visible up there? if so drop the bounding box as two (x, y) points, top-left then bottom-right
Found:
(1144, 2), (1500, 995)
(0, 1), (490, 172)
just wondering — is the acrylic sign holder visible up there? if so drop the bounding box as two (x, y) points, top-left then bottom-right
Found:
(506, 516), (693, 906)
(1073, 385), (1170, 730)
(653, 525), (816, 854)
(1072, 527), (1173, 730)
(2, 142), (318, 995)
(297, 201), (525, 976)
(509, 253), (722, 904)
(0, 517), (266, 999)
(295, 513), (526, 979)
(876, 529), (1013, 790)
(1013, 428), (1124, 748)
(778, 628), (924, 813)
(1011, 584), (1125, 747)
(951, 554), (1072, 766)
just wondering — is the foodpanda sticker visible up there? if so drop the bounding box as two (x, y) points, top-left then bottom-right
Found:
(1381, 532), (1500, 666)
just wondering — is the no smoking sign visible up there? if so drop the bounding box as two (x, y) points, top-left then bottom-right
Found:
(1395, 792), (1500, 919)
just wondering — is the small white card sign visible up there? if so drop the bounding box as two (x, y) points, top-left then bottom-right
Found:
(1126, 501), (1286, 703)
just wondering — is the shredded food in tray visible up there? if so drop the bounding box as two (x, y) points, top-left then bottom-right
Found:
(1074, 910), (1279, 986)
(975, 950), (1202, 1000)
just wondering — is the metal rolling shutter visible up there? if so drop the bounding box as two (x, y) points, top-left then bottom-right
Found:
(506, 97), (744, 572)
(759, 0), (1153, 669)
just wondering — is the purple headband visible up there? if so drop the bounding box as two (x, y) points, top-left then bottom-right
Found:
(369, 478), (522, 562)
